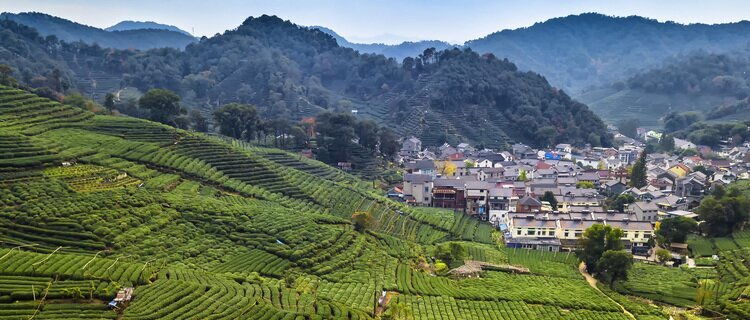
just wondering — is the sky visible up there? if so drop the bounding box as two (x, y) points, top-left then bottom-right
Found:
(2, 0), (749, 44)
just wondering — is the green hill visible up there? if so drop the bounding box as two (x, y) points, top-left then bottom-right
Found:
(0, 12), (196, 50)
(0, 86), (668, 319)
(580, 52), (750, 127)
(0, 15), (611, 149)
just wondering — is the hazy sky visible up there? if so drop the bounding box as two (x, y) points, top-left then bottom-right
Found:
(2, 0), (749, 44)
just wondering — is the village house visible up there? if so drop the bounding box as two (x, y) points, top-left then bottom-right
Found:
(403, 174), (433, 206)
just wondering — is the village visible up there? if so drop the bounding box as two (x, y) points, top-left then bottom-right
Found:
(390, 128), (750, 265)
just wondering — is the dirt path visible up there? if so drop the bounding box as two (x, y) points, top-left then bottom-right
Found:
(578, 262), (636, 320)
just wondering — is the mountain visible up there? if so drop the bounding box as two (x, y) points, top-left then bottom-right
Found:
(0, 15), (612, 149)
(316, 14), (750, 96)
(0, 12), (196, 50)
(106, 20), (192, 36)
(579, 51), (750, 127)
(465, 13), (750, 93)
(312, 26), (453, 61)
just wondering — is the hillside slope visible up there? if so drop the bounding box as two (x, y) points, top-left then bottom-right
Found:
(580, 52), (750, 126)
(0, 12), (196, 50)
(0, 86), (659, 319)
(0, 15), (611, 148)
(466, 13), (750, 93)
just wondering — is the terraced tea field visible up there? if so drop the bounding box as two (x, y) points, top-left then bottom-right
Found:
(0, 85), (678, 319)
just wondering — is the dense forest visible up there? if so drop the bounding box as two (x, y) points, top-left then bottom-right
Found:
(0, 14), (612, 149)
(0, 12), (196, 50)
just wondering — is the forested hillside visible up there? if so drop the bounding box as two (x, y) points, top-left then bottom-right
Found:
(465, 13), (750, 93)
(0, 12), (196, 50)
(0, 84), (660, 319)
(580, 51), (750, 126)
(0, 15), (611, 148)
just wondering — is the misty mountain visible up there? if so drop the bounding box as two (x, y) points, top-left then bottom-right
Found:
(0, 15), (611, 148)
(311, 26), (453, 62)
(0, 12), (196, 50)
(106, 20), (192, 36)
(315, 14), (750, 95)
(466, 13), (750, 93)
(579, 50), (750, 127)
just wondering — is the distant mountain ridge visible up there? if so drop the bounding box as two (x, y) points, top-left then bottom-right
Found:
(311, 26), (453, 62)
(106, 20), (192, 36)
(580, 50), (750, 126)
(316, 13), (750, 94)
(0, 12), (196, 50)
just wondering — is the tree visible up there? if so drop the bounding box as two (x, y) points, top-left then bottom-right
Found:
(315, 112), (357, 163)
(711, 184), (725, 199)
(378, 128), (399, 159)
(617, 119), (640, 139)
(655, 249), (672, 264)
(139, 89), (184, 125)
(659, 134), (675, 152)
(657, 217), (698, 243)
(0, 64), (18, 87)
(213, 103), (259, 140)
(354, 119), (378, 151)
(579, 224), (624, 274)
(438, 160), (457, 176)
(104, 93), (116, 110)
(612, 194), (636, 212)
(518, 169), (527, 182)
(596, 251), (633, 285)
(351, 211), (372, 232)
(629, 150), (648, 188)
(189, 109), (208, 132)
(696, 195), (750, 236)
(434, 242), (466, 266)
(576, 181), (595, 189)
(464, 160), (476, 168)
(540, 191), (558, 209)
(289, 126), (308, 149)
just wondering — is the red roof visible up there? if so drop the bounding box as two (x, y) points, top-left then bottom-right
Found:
(536, 161), (553, 170)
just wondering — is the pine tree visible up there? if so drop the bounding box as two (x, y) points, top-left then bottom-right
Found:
(629, 151), (648, 188)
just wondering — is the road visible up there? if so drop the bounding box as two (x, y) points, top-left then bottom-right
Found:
(578, 262), (636, 320)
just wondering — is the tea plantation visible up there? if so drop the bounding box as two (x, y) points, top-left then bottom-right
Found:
(0, 85), (669, 319)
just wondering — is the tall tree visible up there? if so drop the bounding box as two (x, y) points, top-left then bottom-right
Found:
(103, 92), (116, 110)
(378, 127), (399, 159)
(540, 191), (558, 209)
(659, 134), (675, 152)
(579, 224), (624, 274)
(189, 109), (208, 132)
(696, 196), (750, 236)
(657, 217), (698, 243)
(629, 150), (648, 188)
(617, 119), (640, 139)
(213, 103), (259, 140)
(139, 89), (184, 126)
(355, 119), (378, 151)
(596, 251), (633, 285)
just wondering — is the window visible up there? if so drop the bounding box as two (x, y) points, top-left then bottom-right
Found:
(424, 187), (429, 192)
(528, 229), (536, 236)
(424, 197), (429, 201)
(517, 230), (522, 235)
